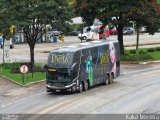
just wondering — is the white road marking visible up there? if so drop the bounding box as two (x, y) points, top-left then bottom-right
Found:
(1, 103), (12, 108)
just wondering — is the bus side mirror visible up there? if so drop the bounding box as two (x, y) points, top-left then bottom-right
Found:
(41, 64), (48, 73)
(71, 63), (77, 71)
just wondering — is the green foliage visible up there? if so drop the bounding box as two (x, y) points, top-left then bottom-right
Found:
(121, 48), (160, 62)
(146, 47), (160, 52)
(147, 48), (156, 52)
(155, 47), (160, 51)
(121, 50), (153, 62)
(138, 50), (147, 55)
(0, 69), (45, 85)
(0, 62), (45, 72)
(0, 0), (73, 73)
(0, 0), (14, 39)
(0, 62), (21, 71)
(74, 0), (159, 54)
(129, 49), (137, 54)
(157, 0), (160, 5)
(0, 62), (46, 85)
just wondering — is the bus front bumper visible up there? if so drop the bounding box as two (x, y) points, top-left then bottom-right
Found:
(46, 83), (76, 90)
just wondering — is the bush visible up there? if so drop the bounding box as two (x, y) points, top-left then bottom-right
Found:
(147, 48), (155, 52)
(138, 50), (147, 55)
(0, 62), (44, 73)
(121, 50), (153, 62)
(155, 47), (160, 51)
(129, 49), (137, 54)
(0, 62), (21, 71)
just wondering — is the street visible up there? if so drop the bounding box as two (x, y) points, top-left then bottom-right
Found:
(0, 34), (160, 119)
(0, 63), (160, 115)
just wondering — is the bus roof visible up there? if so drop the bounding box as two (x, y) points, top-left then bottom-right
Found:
(51, 39), (119, 53)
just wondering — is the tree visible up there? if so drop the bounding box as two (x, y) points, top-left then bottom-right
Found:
(0, 0), (15, 63)
(74, 0), (160, 54)
(0, 0), (73, 75)
(126, 0), (160, 49)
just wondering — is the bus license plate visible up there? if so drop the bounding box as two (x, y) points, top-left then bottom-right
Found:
(56, 90), (60, 92)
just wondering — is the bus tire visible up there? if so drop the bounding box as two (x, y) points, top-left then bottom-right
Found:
(104, 74), (109, 85)
(71, 85), (76, 93)
(78, 82), (83, 93)
(108, 73), (114, 84)
(83, 80), (89, 91)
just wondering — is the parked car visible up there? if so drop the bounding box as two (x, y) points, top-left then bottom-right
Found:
(109, 26), (118, 35)
(52, 30), (61, 36)
(140, 26), (147, 33)
(123, 27), (134, 35)
(67, 30), (81, 36)
(47, 30), (61, 36)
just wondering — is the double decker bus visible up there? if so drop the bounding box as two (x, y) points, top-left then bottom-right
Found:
(44, 40), (120, 93)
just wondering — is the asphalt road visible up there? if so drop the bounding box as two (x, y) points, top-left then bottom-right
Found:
(0, 63), (160, 116)
(0, 34), (160, 120)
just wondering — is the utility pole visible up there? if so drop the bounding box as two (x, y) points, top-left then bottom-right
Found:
(2, 37), (4, 63)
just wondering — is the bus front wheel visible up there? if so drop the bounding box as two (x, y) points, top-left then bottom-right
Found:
(78, 82), (83, 93)
(83, 80), (89, 91)
(71, 85), (76, 93)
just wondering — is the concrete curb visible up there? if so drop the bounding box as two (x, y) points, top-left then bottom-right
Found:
(1, 60), (160, 87)
(139, 60), (160, 64)
(0, 75), (24, 87)
(23, 79), (45, 87)
(121, 60), (160, 65)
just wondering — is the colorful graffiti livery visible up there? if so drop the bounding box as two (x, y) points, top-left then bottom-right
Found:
(86, 55), (93, 86)
(45, 40), (120, 93)
(100, 52), (109, 65)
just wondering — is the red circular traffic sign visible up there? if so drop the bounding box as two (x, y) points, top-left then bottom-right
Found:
(20, 65), (28, 73)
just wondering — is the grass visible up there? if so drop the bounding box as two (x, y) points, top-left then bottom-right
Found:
(0, 68), (45, 85)
(148, 51), (160, 60)
(121, 47), (160, 62)
(0, 62), (46, 85)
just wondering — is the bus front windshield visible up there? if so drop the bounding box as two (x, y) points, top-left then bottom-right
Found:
(47, 71), (71, 83)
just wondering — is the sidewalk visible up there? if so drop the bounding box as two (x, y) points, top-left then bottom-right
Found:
(125, 43), (160, 49)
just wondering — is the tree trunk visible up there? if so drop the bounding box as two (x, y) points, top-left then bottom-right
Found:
(29, 44), (35, 78)
(117, 24), (124, 55)
(136, 24), (140, 50)
(2, 37), (5, 64)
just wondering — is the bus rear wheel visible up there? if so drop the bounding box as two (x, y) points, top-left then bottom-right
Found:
(108, 73), (114, 84)
(104, 74), (109, 85)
